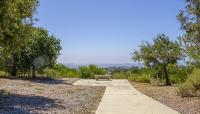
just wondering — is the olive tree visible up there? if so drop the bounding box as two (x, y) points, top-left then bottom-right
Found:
(177, 0), (200, 63)
(133, 34), (181, 85)
(21, 27), (62, 78)
(0, 0), (39, 76)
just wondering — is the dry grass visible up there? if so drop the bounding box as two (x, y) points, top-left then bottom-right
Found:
(130, 81), (200, 114)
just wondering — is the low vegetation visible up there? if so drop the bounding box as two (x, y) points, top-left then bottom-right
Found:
(35, 64), (107, 79)
(79, 65), (107, 79)
(126, 0), (200, 100)
(178, 68), (200, 97)
(41, 64), (80, 78)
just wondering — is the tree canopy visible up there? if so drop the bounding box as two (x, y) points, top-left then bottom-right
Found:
(178, 0), (200, 63)
(0, 0), (62, 78)
(19, 27), (62, 78)
(133, 34), (182, 85)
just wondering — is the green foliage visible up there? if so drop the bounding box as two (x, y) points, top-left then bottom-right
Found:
(0, 0), (62, 78)
(177, 0), (200, 63)
(129, 73), (150, 83)
(0, 0), (39, 76)
(0, 0), (39, 47)
(111, 71), (130, 79)
(167, 64), (193, 84)
(88, 65), (107, 75)
(130, 67), (140, 74)
(133, 34), (182, 85)
(79, 66), (93, 79)
(111, 67), (153, 83)
(129, 66), (187, 85)
(0, 71), (7, 77)
(42, 64), (80, 78)
(79, 65), (107, 79)
(18, 27), (62, 78)
(27, 27), (61, 67)
(43, 68), (58, 78)
(178, 68), (200, 97)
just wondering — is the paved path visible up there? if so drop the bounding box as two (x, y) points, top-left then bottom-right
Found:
(74, 79), (180, 114)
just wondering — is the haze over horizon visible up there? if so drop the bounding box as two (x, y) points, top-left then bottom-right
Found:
(36, 0), (185, 64)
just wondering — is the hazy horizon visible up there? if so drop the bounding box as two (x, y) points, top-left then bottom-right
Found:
(36, 0), (185, 64)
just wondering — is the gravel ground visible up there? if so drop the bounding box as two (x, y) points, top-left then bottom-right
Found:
(0, 78), (105, 114)
(130, 81), (200, 114)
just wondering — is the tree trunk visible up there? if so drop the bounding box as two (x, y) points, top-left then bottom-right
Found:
(163, 65), (171, 85)
(11, 64), (17, 76)
(32, 65), (36, 79)
(11, 54), (17, 76)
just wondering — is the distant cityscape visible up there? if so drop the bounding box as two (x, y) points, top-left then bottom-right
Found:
(64, 63), (142, 69)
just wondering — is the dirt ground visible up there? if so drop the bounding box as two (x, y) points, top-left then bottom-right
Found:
(0, 78), (105, 114)
(130, 81), (200, 114)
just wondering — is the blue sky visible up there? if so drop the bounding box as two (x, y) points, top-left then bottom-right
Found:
(36, 0), (185, 64)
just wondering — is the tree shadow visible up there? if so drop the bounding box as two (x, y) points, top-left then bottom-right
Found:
(0, 76), (77, 85)
(30, 78), (71, 85)
(0, 90), (65, 114)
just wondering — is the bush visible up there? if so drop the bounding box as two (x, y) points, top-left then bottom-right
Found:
(65, 70), (80, 78)
(88, 65), (106, 75)
(0, 71), (6, 77)
(178, 82), (196, 97)
(79, 65), (106, 79)
(137, 74), (150, 83)
(41, 64), (80, 78)
(111, 71), (130, 79)
(79, 66), (93, 79)
(43, 68), (58, 78)
(167, 64), (193, 84)
(129, 73), (150, 83)
(178, 68), (200, 97)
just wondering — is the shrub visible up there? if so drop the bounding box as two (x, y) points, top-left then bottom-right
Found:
(129, 73), (150, 83)
(137, 74), (150, 83)
(167, 64), (193, 84)
(0, 71), (6, 77)
(178, 82), (196, 97)
(65, 70), (80, 78)
(43, 68), (58, 78)
(79, 66), (93, 79)
(79, 65), (107, 79)
(41, 64), (80, 78)
(130, 67), (140, 74)
(178, 68), (200, 97)
(88, 65), (106, 75)
(111, 71), (129, 79)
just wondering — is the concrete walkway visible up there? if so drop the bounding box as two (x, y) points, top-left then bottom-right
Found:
(74, 79), (180, 114)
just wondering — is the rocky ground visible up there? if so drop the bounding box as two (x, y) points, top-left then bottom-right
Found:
(0, 78), (105, 114)
(130, 81), (200, 114)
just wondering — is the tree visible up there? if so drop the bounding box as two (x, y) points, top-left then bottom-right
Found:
(0, 0), (39, 76)
(0, 1), (62, 78)
(177, 0), (200, 63)
(133, 34), (181, 85)
(22, 27), (61, 78)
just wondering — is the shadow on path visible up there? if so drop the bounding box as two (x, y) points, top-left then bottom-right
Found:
(0, 90), (65, 114)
